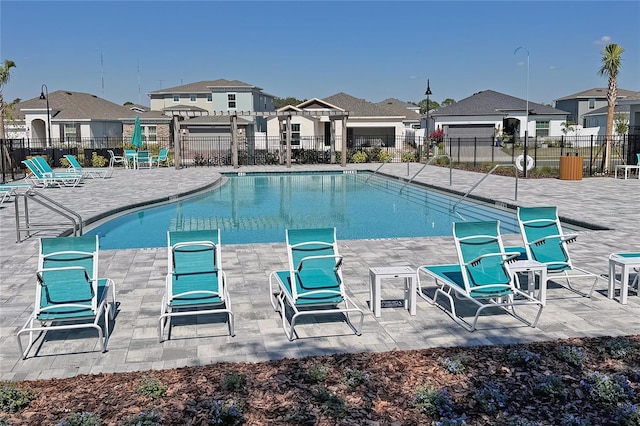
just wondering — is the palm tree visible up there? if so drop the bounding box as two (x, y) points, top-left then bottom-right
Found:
(0, 59), (17, 140)
(598, 44), (624, 173)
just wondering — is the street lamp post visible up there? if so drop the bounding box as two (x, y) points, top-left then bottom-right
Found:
(425, 79), (432, 160)
(514, 47), (530, 177)
(39, 84), (51, 148)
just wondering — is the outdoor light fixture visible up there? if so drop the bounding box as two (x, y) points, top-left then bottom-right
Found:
(39, 84), (52, 148)
(514, 47), (530, 177)
(425, 79), (432, 159)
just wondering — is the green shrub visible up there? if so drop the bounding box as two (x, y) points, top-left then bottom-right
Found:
(307, 364), (329, 384)
(581, 372), (633, 406)
(0, 416), (11, 426)
(314, 387), (347, 418)
(507, 347), (541, 367)
(207, 400), (244, 425)
(0, 382), (34, 413)
(351, 151), (368, 163)
(222, 371), (246, 392)
(556, 345), (587, 368)
(343, 368), (369, 389)
(603, 337), (638, 360)
(56, 412), (102, 426)
(414, 384), (456, 418)
(536, 374), (568, 401)
(91, 152), (107, 168)
(438, 357), (466, 375)
(136, 377), (167, 400)
(474, 381), (506, 415)
(377, 151), (393, 163)
(124, 409), (163, 426)
(60, 158), (71, 168)
(615, 403), (640, 426)
(401, 152), (416, 162)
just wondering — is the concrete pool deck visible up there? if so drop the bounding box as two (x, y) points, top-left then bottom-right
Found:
(1, 163), (639, 381)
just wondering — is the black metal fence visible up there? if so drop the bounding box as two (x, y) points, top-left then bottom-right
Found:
(2, 134), (639, 183)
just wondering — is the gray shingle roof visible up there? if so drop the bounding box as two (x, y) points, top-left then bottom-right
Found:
(322, 92), (404, 118)
(554, 88), (639, 101)
(376, 98), (421, 121)
(431, 90), (569, 117)
(148, 79), (258, 95)
(17, 90), (137, 120)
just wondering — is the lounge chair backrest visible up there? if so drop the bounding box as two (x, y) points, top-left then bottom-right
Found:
(517, 206), (572, 271)
(453, 221), (514, 295)
(285, 227), (344, 301)
(64, 155), (84, 170)
(37, 235), (100, 314)
(31, 156), (54, 174)
(158, 149), (169, 161)
(167, 229), (224, 302)
(23, 159), (46, 178)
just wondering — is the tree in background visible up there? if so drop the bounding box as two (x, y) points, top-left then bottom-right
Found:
(418, 98), (440, 115)
(613, 112), (629, 137)
(441, 98), (456, 107)
(274, 97), (306, 109)
(598, 43), (624, 173)
(0, 59), (17, 140)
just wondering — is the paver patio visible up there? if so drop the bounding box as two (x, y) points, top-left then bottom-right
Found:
(1, 163), (638, 381)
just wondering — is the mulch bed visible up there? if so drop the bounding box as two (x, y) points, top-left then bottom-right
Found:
(2, 335), (639, 425)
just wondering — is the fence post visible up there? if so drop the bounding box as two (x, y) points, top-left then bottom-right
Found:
(589, 135), (594, 176)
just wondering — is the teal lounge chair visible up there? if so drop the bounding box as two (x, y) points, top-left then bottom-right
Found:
(517, 206), (603, 298)
(16, 235), (116, 359)
(23, 158), (80, 188)
(64, 154), (113, 179)
(269, 227), (364, 340)
(0, 182), (32, 203)
(159, 229), (234, 342)
(417, 221), (543, 331)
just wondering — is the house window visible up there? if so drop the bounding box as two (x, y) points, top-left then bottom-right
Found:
(143, 125), (157, 143)
(281, 123), (300, 145)
(207, 93), (212, 103)
(173, 95), (180, 103)
(227, 93), (236, 109)
(190, 94), (197, 102)
(64, 124), (77, 142)
(536, 121), (549, 137)
(588, 98), (595, 109)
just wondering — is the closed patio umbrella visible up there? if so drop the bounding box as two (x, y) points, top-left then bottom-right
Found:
(130, 116), (143, 148)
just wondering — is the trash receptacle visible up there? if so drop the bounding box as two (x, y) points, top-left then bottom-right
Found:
(559, 154), (583, 180)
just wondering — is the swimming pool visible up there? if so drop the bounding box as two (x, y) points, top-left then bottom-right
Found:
(87, 171), (522, 249)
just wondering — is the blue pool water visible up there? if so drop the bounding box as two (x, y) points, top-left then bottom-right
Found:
(87, 171), (521, 249)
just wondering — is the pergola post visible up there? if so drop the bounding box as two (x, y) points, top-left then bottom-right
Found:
(172, 115), (181, 169)
(286, 114), (292, 168)
(341, 114), (348, 167)
(231, 113), (238, 168)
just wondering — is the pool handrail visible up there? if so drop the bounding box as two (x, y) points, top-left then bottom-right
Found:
(15, 189), (83, 242)
(450, 163), (518, 212)
(399, 154), (452, 194)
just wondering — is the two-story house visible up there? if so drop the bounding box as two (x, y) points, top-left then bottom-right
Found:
(554, 88), (638, 127)
(148, 79), (276, 139)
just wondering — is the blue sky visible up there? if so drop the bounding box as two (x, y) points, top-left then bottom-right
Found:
(2, 1), (639, 107)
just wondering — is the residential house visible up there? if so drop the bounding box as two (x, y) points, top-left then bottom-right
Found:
(148, 79), (276, 139)
(376, 98), (422, 129)
(430, 90), (570, 142)
(265, 93), (407, 150)
(583, 103), (632, 135)
(554, 88), (638, 127)
(11, 91), (171, 147)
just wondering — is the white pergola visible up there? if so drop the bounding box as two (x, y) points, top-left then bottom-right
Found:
(173, 110), (350, 169)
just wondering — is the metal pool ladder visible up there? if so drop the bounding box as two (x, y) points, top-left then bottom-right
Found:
(14, 189), (83, 242)
(451, 163), (518, 211)
(399, 155), (452, 194)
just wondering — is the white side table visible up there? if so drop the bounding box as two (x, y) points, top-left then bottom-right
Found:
(608, 253), (640, 305)
(507, 260), (548, 305)
(614, 164), (640, 180)
(368, 266), (417, 317)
